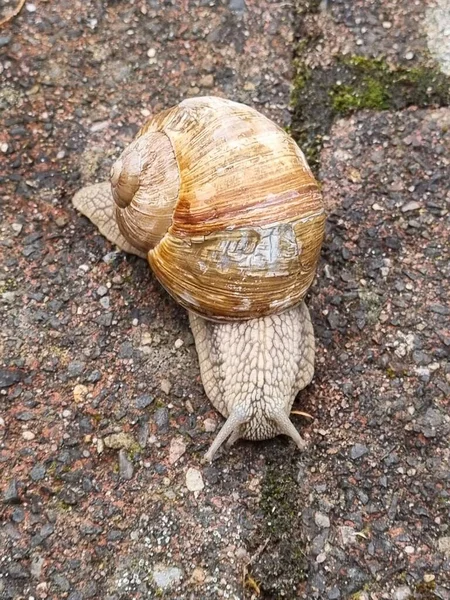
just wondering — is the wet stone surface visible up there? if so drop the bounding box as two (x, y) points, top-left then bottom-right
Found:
(1, 0), (449, 599)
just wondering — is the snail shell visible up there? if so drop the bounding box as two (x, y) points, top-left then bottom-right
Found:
(111, 96), (325, 321)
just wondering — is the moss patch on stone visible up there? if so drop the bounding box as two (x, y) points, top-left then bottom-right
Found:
(407, 580), (438, 600)
(249, 459), (307, 598)
(290, 49), (450, 173)
(330, 56), (450, 115)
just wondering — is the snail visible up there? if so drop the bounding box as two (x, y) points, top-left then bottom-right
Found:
(72, 96), (326, 461)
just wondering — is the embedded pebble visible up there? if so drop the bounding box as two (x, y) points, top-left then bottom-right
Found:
(154, 407), (169, 431)
(160, 379), (172, 394)
(185, 467), (204, 492)
(190, 566), (206, 584)
(3, 478), (20, 504)
(394, 586), (412, 600)
(438, 536), (450, 556)
(104, 432), (136, 450)
(100, 296), (110, 309)
(30, 464), (46, 481)
(350, 443), (368, 460)
(174, 338), (184, 349)
(203, 418), (217, 432)
(96, 285), (108, 297)
(168, 436), (186, 464)
(401, 200), (421, 212)
(119, 449), (134, 480)
(73, 384), (88, 403)
(152, 564), (183, 589)
(135, 394), (154, 409)
(314, 512), (330, 529)
(67, 361), (86, 378)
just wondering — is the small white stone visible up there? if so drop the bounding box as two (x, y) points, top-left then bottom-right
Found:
(174, 338), (184, 349)
(405, 51), (414, 60)
(96, 285), (108, 297)
(203, 418), (217, 433)
(73, 384), (88, 403)
(26, 3), (37, 12)
(152, 564), (182, 589)
(401, 201), (421, 212)
(190, 566), (206, 584)
(147, 48), (156, 58)
(382, 21), (392, 29)
(160, 379), (172, 394)
(168, 437), (186, 465)
(438, 536), (450, 556)
(186, 467), (204, 492)
(140, 332), (152, 346)
(56, 150), (65, 159)
(316, 552), (326, 563)
(23, 431), (35, 440)
(394, 585), (412, 600)
(1, 143), (8, 153)
(99, 296), (110, 309)
(62, 409), (71, 418)
(372, 202), (384, 211)
(12, 223), (23, 233)
(339, 525), (357, 545)
(314, 512), (330, 528)
(404, 545), (415, 554)
(423, 573), (435, 583)
(132, 318), (139, 327)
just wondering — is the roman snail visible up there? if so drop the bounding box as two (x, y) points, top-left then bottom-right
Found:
(72, 96), (326, 462)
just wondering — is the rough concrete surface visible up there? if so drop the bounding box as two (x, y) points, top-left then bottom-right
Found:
(0, 1), (449, 599)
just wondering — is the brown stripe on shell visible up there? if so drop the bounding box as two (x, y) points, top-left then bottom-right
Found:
(149, 211), (326, 321)
(139, 99), (323, 237)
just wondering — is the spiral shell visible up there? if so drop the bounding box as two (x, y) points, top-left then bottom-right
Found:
(111, 96), (325, 321)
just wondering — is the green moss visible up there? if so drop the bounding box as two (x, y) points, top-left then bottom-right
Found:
(330, 56), (450, 116)
(0, 278), (18, 293)
(330, 79), (390, 113)
(290, 61), (311, 107)
(407, 580), (438, 599)
(127, 443), (142, 461)
(251, 463), (307, 596)
(260, 466), (297, 532)
(290, 21), (450, 174)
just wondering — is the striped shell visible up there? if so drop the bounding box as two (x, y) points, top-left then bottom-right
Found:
(111, 96), (325, 321)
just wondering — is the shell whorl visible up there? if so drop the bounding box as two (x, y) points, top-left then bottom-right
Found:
(110, 153), (140, 209)
(111, 131), (180, 254)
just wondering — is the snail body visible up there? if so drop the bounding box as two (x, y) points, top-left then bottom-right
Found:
(73, 97), (325, 461)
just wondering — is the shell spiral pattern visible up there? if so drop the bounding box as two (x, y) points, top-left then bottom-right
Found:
(111, 96), (325, 321)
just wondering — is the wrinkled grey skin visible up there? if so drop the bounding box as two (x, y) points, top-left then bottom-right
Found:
(73, 182), (316, 461)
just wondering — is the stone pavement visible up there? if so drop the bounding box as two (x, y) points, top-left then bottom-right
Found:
(0, 1), (449, 599)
